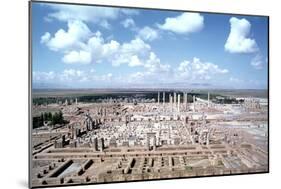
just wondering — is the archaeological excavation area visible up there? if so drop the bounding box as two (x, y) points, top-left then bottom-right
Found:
(31, 90), (268, 187)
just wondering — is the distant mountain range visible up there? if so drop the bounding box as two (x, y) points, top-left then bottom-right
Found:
(32, 81), (267, 91)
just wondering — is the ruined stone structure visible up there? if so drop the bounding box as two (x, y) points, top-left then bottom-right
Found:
(31, 90), (268, 187)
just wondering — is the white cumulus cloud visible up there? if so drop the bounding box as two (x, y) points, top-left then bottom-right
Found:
(129, 55), (143, 67)
(62, 50), (91, 64)
(157, 13), (204, 34)
(177, 57), (228, 81)
(144, 52), (171, 74)
(33, 69), (114, 84)
(41, 20), (92, 51)
(121, 18), (136, 28)
(42, 20), (154, 66)
(40, 32), (50, 44)
(33, 56), (230, 88)
(45, 4), (138, 28)
(33, 71), (56, 81)
(137, 26), (159, 41)
(250, 54), (264, 69)
(111, 37), (151, 67)
(225, 17), (258, 53)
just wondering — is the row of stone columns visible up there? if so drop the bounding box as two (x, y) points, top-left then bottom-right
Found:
(157, 91), (212, 112)
(157, 91), (189, 112)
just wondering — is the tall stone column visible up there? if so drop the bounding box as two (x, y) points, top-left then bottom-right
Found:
(193, 95), (196, 112)
(174, 92), (176, 106)
(208, 92), (210, 108)
(163, 92), (165, 105)
(169, 94), (173, 111)
(158, 91), (160, 105)
(183, 93), (187, 110)
(177, 94), (180, 112)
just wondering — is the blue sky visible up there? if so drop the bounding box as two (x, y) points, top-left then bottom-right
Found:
(32, 2), (268, 89)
